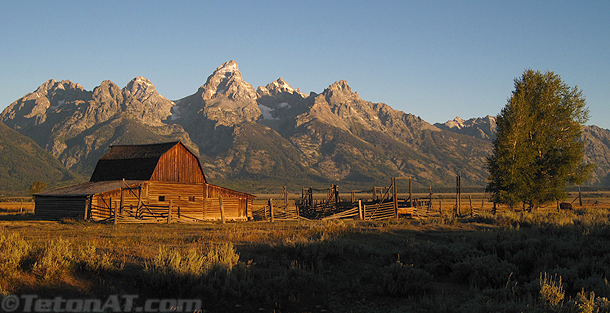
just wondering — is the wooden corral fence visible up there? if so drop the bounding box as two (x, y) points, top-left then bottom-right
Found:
(297, 185), (354, 219)
(252, 186), (310, 221)
(283, 177), (425, 221)
(252, 199), (310, 221)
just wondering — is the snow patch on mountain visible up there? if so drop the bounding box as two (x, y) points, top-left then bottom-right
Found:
(50, 99), (65, 110)
(170, 105), (182, 120)
(258, 104), (279, 120)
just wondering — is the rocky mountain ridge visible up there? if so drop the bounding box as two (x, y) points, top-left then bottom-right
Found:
(0, 121), (80, 195)
(1, 60), (607, 192)
(0, 77), (197, 175)
(437, 116), (610, 185)
(435, 116), (497, 140)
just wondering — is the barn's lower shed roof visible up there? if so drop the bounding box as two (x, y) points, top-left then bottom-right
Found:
(35, 180), (144, 197)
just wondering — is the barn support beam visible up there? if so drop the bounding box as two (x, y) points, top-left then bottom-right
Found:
(219, 196), (225, 224)
(203, 183), (208, 220)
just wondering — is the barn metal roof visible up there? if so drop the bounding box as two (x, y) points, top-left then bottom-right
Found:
(99, 141), (180, 160)
(89, 141), (185, 182)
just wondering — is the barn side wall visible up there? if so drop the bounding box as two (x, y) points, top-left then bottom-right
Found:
(35, 196), (88, 220)
(89, 182), (253, 222)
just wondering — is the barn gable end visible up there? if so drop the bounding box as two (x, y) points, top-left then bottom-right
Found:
(90, 142), (206, 184)
(150, 142), (206, 183)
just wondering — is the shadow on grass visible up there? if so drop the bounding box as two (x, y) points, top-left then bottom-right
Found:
(0, 212), (88, 223)
(0, 213), (46, 221)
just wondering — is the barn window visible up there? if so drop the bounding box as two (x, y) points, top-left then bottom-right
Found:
(189, 196), (196, 202)
(159, 196), (165, 201)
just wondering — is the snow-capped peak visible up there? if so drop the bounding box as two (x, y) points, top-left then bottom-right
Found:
(272, 77), (294, 92)
(214, 60), (239, 75)
(134, 76), (153, 86)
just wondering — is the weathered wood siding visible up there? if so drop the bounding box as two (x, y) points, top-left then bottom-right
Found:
(151, 144), (205, 183)
(204, 184), (253, 220)
(88, 181), (253, 222)
(35, 196), (88, 220)
(90, 187), (125, 220)
(148, 182), (206, 220)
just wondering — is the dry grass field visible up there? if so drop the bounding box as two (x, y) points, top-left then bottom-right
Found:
(2, 193), (610, 312)
(0, 199), (34, 213)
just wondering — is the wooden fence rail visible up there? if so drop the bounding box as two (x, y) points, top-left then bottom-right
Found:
(252, 200), (310, 221)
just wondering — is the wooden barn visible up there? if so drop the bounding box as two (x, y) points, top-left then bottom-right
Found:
(35, 141), (255, 222)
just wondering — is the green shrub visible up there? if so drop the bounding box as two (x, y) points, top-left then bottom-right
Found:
(568, 289), (596, 313)
(31, 238), (73, 279)
(451, 255), (517, 289)
(375, 261), (433, 296)
(204, 242), (240, 272)
(0, 230), (30, 274)
(540, 272), (564, 306)
(144, 242), (240, 287)
(76, 243), (122, 273)
(265, 260), (328, 303)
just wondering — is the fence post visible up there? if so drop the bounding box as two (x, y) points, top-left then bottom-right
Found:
(296, 199), (300, 219)
(393, 177), (398, 218)
(428, 186), (432, 212)
(269, 198), (274, 222)
(556, 200), (560, 212)
(264, 201), (268, 220)
(334, 184), (339, 207)
(456, 176), (460, 215)
(579, 186), (583, 207)
(308, 187), (313, 208)
(167, 200), (173, 224)
(219, 196), (225, 224)
(409, 178), (413, 208)
(439, 200), (442, 217)
(120, 179), (125, 217)
(114, 200), (118, 225)
(362, 203), (366, 220)
(284, 186), (288, 207)
(358, 200), (363, 220)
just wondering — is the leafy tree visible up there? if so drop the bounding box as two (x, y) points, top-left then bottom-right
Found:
(29, 181), (47, 195)
(486, 69), (594, 209)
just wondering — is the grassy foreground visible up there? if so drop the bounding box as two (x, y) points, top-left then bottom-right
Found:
(2, 207), (610, 312)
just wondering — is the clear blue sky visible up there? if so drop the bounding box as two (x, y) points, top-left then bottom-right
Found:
(1, 1), (609, 128)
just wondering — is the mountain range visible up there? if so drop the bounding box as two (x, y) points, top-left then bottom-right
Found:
(435, 116), (610, 187)
(1, 60), (609, 194)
